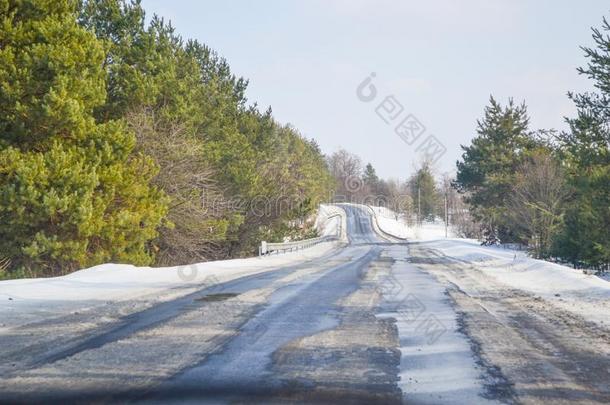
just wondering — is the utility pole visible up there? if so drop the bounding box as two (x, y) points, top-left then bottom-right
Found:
(444, 193), (448, 238)
(417, 185), (421, 226)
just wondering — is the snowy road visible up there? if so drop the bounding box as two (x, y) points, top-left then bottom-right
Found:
(0, 205), (609, 404)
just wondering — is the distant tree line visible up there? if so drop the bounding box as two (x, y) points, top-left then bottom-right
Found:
(0, 0), (334, 277)
(326, 149), (474, 236)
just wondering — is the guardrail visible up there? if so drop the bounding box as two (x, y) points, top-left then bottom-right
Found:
(365, 205), (408, 241)
(259, 213), (343, 256)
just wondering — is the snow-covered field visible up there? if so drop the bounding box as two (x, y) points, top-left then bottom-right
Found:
(369, 205), (610, 327)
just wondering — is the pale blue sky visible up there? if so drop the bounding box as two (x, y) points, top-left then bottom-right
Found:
(142, 0), (608, 179)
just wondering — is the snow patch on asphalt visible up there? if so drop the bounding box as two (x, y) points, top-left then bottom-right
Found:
(377, 245), (497, 404)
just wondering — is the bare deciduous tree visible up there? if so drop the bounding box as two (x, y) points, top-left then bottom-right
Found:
(439, 173), (482, 238)
(127, 108), (236, 265)
(327, 149), (364, 202)
(509, 152), (570, 259)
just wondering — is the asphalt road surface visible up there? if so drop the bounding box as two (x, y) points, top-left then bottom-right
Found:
(1, 205), (608, 404)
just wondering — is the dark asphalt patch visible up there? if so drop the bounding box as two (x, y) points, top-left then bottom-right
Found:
(195, 293), (239, 302)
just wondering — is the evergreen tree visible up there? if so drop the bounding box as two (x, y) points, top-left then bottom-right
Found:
(362, 163), (380, 195)
(454, 97), (538, 244)
(80, 1), (253, 261)
(409, 161), (437, 221)
(0, 0), (167, 274)
(555, 16), (610, 268)
(79, 0), (335, 261)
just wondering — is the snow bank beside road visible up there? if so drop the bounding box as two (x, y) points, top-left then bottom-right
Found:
(368, 206), (455, 240)
(421, 239), (610, 326)
(0, 205), (347, 328)
(0, 242), (341, 332)
(315, 204), (347, 241)
(0, 243), (337, 303)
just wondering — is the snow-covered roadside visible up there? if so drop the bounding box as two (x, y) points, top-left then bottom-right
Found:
(369, 205), (455, 240)
(368, 206), (610, 327)
(420, 239), (610, 327)
(315, 204), (348, 241)
(0, 204), (346, 327)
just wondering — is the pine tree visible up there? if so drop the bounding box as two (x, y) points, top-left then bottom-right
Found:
(78, 0), (335, 261)
(409, 161), (437, 221)
(0, 0), (167, 274)
(362, 163), (380, 195)
(555, 17), (610, 268)
(454, 97), (538, 244)
(80, 1), (250, 262)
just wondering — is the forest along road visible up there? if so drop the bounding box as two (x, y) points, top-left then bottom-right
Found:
(1, 205), (609, 404)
